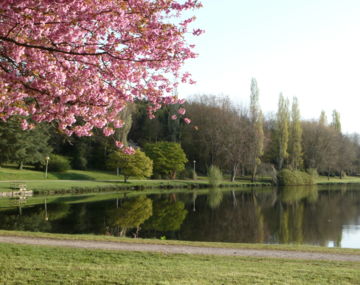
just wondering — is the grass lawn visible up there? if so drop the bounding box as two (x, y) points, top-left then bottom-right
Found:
(0, 242), (358, 284)
(0, 166), (271, 193)
(316, 176), (360, 184)
(1, 166), (360, 195)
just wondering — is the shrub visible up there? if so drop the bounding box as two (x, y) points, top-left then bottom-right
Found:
(306, 168), (319, 179)
(178, 168), (194, 180)
(48, 154), (71, 172)
(208, 165), (223, 187)
(277, 169), (314, 186)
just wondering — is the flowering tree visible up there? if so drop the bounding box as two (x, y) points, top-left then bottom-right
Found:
(0, 0), (201, 150)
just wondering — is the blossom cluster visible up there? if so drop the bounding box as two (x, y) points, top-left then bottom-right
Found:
(0, 0), (201, 146)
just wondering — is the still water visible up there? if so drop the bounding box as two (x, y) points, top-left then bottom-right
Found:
(1, 185), (360, 248)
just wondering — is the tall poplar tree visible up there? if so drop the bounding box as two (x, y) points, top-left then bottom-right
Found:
(276, 94), (290, 170)
(289, 97), (303, 170)
(331, 110), (342, 133)
(249, 78), (264, 181)
(319, 111), (327, 126)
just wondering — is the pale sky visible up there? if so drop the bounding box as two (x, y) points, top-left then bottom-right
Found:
(178, 0), (360, 134)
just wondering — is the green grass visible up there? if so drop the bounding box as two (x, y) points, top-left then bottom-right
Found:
(316, 176), (360, 184)
(0, 166), (124, 181)
(0, 166), (271, 194)
(1, 166), (360, 195)
(0, 230), (359, 255)
(0, 242), (358, 284)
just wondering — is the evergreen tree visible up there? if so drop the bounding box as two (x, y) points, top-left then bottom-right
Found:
(144, 142), (188, 179)
(0, 118), (52, 169)
(107, 149), (153, 182)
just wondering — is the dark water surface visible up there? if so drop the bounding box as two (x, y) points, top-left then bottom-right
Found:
(1, 185), (360, 248)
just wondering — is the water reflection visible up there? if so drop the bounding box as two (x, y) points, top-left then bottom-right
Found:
(0, 185), (360, 248)
(106, 196), (152, 237)
(207, 187), (223, 209)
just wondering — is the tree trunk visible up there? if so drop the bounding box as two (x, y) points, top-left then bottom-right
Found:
(18, 161), (23, 170)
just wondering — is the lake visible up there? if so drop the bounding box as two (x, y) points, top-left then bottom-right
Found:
(0, 185), (359, 248)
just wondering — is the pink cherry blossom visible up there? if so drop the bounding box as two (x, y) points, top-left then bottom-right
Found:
(123, 146), (136, 155)
(103, 127), (115, 137)
(0, 0), (202, 140)
(21, 119), (28, 130)
(184, 118), (191, 124)
(177, 108), (186, 115)
(115, 141), (124, 149)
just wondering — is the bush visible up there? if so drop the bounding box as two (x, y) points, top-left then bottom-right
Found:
(277, 169), (314, 186)
(178, 168), (194, 180)
(208, 165), (223, 187)
(48, 154), (71, 172)
(72, 156), (87, 170)
(306, 168), (319, 179)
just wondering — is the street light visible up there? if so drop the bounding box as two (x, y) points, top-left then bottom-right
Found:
(45, 156), (50, 179)
(193, 160), (196, 173)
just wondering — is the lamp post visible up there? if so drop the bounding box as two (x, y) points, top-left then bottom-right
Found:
(45, 156), (50, 179)
(193, 160), (196, 173)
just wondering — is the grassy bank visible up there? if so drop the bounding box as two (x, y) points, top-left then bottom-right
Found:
(0, 166), (271, 194)
(0, 230), (359, 255)
(0, 241), (358, 284)
(316, 176), (360, 184)
(1, 166), (360, 195)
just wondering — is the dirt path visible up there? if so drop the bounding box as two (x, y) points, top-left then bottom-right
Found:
(0, 235), (359, 262)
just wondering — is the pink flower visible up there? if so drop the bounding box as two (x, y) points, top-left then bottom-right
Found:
(123, 146), (135, 155)
(184, 117), (191, 124)
(103, 127), (115, 136)
(113, 119), (124, 128)
(0, 0), (202, 149)
(177, 108), (186, 115)
(21, 119), (28, 130)
(193, 29), (205, 36)
(115, 141), (124, 149)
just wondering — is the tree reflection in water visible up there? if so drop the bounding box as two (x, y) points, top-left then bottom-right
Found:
(0, 185), (359, 248)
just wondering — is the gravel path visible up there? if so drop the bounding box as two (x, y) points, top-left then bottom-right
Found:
(0, 235), (359, 262)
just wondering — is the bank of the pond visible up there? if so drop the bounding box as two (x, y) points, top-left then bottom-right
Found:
(0, 178), (271, 196)
(0, 241), (358, 285)
(0, 230), (359, 256)
(1, 166), (360, 196)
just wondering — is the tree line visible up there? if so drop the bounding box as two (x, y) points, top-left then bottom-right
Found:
(0, 78), (359, 180)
